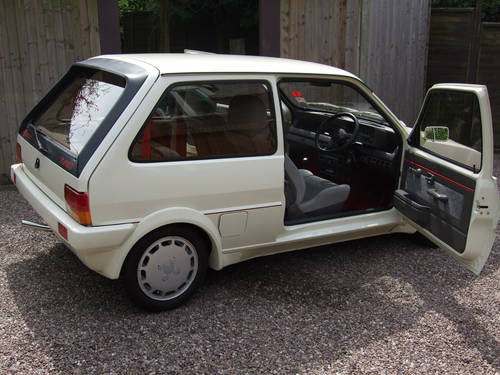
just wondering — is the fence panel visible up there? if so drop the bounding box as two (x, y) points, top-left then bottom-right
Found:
(428, 8), (500, 149)
(280, 0), (361, 72)
(477, 23), (500, 148)
(360, 0), (430, 126)
(280, 0), (430, 126)
(0, 0), (100, 184)
(426, 9), (474, 87)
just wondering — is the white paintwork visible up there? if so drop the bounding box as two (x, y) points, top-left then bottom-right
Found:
(11, 163), (136, 276)
(219, 212), (248, 237)
(95, 53), (357, 78)
(11, 54), (498, 280)
(402, 84), (499, 274)
(421, 137), (481, 169)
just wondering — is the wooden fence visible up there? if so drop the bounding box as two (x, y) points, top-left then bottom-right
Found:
(478, 23), (500, 148)
(280, 0), (430, 127)
(427, 8), (500, 148)
(0, 0), (101, 184)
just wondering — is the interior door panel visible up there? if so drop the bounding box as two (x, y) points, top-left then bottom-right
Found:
(395, 151), (475, 253)
(394, 83), (499, 274)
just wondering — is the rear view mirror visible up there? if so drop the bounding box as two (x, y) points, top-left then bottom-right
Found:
(424, 126), (449, 142)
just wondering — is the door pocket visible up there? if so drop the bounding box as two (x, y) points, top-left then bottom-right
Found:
(394, 189), (430, 225)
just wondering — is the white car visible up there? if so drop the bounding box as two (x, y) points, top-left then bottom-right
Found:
(10, 53), (499, 311)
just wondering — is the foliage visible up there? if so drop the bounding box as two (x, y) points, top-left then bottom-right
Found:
(118, 0), (259, 29)
(432, 0), (500, 22)
(171, 0), (258, 29)
(117, 0), (158, 14)
(431, 0), (474, 7)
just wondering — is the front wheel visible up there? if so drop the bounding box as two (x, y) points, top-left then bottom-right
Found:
(122, 226), (208, 311)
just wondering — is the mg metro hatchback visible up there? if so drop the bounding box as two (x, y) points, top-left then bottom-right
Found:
(10, 53), (499, 311)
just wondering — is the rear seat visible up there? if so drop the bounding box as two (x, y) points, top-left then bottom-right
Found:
(188, 94), (275, 158)
(188, 114), (237, 157)
(131, 96), (275, 161)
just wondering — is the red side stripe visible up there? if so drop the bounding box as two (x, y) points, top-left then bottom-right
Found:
(405, 159), (475, 192)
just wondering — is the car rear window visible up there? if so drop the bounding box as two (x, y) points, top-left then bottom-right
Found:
(129, 81), (277, 162)
(32, 68), (126, 155)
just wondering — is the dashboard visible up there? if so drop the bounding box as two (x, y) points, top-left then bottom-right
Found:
(287, 113), (400, 178)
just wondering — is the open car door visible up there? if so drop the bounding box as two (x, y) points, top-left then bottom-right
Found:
(394, 84), (499, 274)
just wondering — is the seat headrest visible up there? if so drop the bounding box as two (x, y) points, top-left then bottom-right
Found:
(228, 95), (267, 125)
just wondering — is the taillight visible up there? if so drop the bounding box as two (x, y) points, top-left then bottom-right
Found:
(64, 184), (92, 226)
(16, 143), (22, 163)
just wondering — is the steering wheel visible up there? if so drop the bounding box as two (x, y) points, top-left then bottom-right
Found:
(314, 112), (360, 152)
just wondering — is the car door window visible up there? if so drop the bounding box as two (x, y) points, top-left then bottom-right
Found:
(129, 81), (277, 162)
(415, 90), (482, 171)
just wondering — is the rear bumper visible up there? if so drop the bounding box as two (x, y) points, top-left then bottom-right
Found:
(11, 164), (136, 278)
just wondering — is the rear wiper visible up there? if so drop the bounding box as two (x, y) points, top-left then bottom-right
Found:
(28, 123), (48, 153)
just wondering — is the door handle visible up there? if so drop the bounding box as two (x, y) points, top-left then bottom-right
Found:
(476, 201), (488, 209)
(428, 188), (448, 202)
(408, 166), (422, 176)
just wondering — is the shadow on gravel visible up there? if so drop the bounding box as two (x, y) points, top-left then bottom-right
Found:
(6, 233), (499, 373)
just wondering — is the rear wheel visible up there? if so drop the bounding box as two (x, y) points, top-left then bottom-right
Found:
(122, 226), (208, 311)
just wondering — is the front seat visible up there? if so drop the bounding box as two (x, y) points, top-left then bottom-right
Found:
(285, 154), (350, 218)
(225, 95), (274, 154)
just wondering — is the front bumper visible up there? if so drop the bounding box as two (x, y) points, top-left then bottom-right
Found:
(11, 164), (136, 278)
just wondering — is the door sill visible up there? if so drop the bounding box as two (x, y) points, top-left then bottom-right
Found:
(284, 205), (393, 226)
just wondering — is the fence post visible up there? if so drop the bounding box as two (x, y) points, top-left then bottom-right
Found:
(259, 0), (280, 57)
(467, 0), (483, 83)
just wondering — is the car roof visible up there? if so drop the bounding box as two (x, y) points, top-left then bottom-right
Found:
(91, 53), (358, 79)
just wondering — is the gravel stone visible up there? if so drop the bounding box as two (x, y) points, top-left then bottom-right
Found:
(0, 154), (499, 374)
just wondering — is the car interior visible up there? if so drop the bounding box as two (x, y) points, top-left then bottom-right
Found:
(279, 79), (402, 225)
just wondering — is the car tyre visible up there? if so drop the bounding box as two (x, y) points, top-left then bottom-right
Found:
(122, 225), (208, 311)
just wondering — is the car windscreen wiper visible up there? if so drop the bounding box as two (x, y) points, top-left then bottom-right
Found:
(28, 123), (48, 153)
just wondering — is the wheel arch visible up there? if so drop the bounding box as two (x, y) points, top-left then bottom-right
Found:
(103, 207), (223, 279)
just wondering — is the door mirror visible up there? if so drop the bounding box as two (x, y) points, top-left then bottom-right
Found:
(424, 126), (449, 142)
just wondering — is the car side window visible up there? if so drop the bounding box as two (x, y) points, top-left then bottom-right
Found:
(416, 90), (482, 171)
(129, 81), (276, 162)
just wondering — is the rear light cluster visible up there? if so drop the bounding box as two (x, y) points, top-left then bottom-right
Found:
(64, 184), (92, 226)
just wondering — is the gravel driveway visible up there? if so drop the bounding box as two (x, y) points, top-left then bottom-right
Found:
(0, 156), (499, 375)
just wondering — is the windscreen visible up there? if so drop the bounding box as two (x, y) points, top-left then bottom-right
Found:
(280, 80), (388, 126)
(32, 68), (126, 155)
